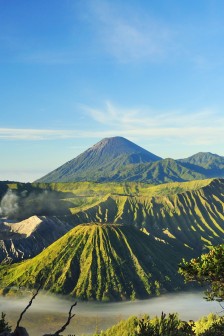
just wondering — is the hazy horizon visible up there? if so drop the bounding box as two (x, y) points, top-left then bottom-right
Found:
(1, 1), (224, 182)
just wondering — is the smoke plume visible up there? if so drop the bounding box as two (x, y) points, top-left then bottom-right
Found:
(0, 189), (72, 220)
(0, 189), (19, 218)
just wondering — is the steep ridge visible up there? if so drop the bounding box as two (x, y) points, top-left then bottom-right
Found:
(0, 224), (191, 300)
(72, 179), (224, 253)
(0, 179), (223, 264)
(36, 137), (162, 183)
(0, 179), (223, 301)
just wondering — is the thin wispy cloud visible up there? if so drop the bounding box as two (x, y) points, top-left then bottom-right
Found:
(0, 128), (75, 141)
(0, 128), (117, 141)
(82, 101), (224, 146)
(86, 0), (174, 62)
(1, 102), (224, 148)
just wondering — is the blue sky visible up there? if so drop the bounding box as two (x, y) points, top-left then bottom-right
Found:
(1, 0), (224, 182)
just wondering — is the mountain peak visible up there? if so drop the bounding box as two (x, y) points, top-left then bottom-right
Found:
(91, 136), (133, 151)
(187, 151), (220, 158)
(181, 151), (222, 160)
(36, 137), (162, 182)
(179, 151), (224, 166)
(88, 136), (160, 159)
(92, 136), (126, 147)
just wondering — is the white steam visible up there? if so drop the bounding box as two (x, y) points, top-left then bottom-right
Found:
(0, 189), (71, 220)
(0, 189), (19, 218)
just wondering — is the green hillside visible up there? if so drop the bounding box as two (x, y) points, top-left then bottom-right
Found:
(0, 223), (190, 301)
(36, 157), (216, 184)
(1, 179), (224, 301)
(1, 179), (224, 252)
(1, 179), (224, 253)
(69, 179), (224, 252)
(0, 178), (212, 218)
(179, 152), (224, 170)
(93, 158), (208, 183)
(1, 179), (224, 269)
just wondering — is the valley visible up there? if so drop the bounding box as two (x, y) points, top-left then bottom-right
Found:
(0, 291), (219, 336)
(0, 137), (224, 335)
(0, 177), (223, 301)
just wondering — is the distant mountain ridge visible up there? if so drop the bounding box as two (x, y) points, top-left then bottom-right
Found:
(179, 152), (224, 171)
(36, 136), (224, 183)
(179, 151), (223, 165)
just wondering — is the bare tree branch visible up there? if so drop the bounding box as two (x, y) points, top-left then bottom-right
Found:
(15, 284), (42, 329)
(52, 302), (77, 335)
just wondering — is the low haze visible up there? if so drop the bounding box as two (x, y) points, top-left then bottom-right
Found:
(0, 291), (219, 335)
(1, 0), (224, 182)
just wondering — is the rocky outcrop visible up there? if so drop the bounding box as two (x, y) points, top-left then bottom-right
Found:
(0, 215), (76, 263)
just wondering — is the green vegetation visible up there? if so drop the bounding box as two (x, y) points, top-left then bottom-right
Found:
(0, 223), (188, 300)
(90, 313), (224, 336)
(194, 314), (224, 335)
(0, 179), (195, 218)
(33, 178), (212, 197)
(36, 157), (221, 184)
(1, 178), (224, 302)
(179, 152), (224, 170)
(0, 312), (11, 333)
(2, 178), (223, 236)
(179, 244), (224, 302)
(70, 179), (224, 254)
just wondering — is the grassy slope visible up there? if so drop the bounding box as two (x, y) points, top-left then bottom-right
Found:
(1, 179), (224, 301)
(33, 178), (211, 195)
(0, 224), (190, 301)
(1, 179), (224, 253)
(69, 179), (224, 251)
(2, 179), (224, 252)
